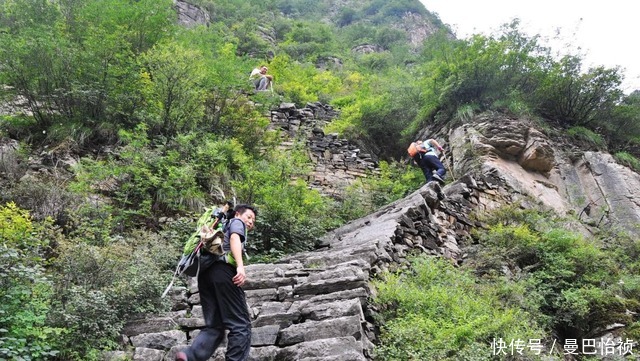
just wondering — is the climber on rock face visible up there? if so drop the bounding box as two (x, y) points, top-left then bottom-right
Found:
(411, 139), (446, 184)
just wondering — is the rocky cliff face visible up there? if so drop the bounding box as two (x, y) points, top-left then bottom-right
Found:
(173, 0), (210, 28)
(116, 111), (640, 360)
(447, 112), (640, 237)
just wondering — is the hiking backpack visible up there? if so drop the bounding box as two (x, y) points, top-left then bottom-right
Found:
(407, 141), (427, 157)
(161, 205), (230, 298)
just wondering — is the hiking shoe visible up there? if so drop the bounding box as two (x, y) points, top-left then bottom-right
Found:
(175, 351), (188, 361)
(432, 174), (445, 184)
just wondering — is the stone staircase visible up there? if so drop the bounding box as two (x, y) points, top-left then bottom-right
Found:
(112, 171), (522, 360)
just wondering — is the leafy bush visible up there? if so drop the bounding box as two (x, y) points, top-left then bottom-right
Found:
(567, 126), (606, 148)
(3, 179), (76, 224)
(281, 21), (336, 61)
(0, 0), (175, 147)
(0, 203), (62, 360)
(534, 58), (623, 127)
(325, 70), (421, 157)
(233, 146), (335, 254)
(140, 42), (207, 138)
(269, 54), (343, 106)
(71, 124), (210, 227)
(469, 207), (636, 341)
(47, 229), (173, 358)
(336, 161), (422, 221)
(373, 256), (543, 360)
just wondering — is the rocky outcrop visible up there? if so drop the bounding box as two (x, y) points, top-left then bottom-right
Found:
(447, 112), (640, 236)
(394, 12), (446, 47)
(173, 0), (210, 28)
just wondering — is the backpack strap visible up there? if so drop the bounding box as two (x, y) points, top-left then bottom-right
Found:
(221, 218), (250, 265)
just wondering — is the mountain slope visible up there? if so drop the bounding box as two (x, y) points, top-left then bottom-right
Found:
(124, 111), (640, 360)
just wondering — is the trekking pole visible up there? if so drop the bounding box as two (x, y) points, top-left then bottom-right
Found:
(442, 151), (456, 181)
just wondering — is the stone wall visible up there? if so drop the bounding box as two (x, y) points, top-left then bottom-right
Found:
(268, 102), (379, 197)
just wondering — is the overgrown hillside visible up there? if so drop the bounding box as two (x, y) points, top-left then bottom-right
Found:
(1, 0), (640, 359)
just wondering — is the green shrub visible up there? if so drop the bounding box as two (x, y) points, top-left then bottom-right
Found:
(373, 256), (543, 360)
(47, 229), (172, 358)
(567, 126), (606, 148)
(469, 208), (636, 341)
(71, 124), (210, 227)
(3, 179), (76, 223)
(0, 203), (62, 360)
(614, 151), (640, 172)
(336, 160), (422, 221)
(233, 146), (335, 254)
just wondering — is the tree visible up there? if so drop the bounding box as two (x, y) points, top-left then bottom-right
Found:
(534, 56), (623, 127)
(140, 42), (206, 137)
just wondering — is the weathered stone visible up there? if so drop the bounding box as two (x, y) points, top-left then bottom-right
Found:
(132, 347), (164, 361)
(122, 317), (179, 337)
(253, 302), (301, 328)
(301, 298), (364, 321)
(173, 0), (210, 27)
(102, 351), (129, 361)
(130, 330), (186, 350)
(174, 316), (205, 329)
(251, 325), (280, 346)
(245, 288), (278, 307)
(278, 316), (363, 346)
(278, 336), (365, 360)
(519, 128), (554, 172)
(244, 277), (298, 291)
(248, 346), (280, 361)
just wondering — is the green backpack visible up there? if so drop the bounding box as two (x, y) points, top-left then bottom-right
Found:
(182, 207), (227, 256)
(161, 204), (230, 298)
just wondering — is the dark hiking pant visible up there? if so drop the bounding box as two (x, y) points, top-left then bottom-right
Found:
(418, 154), (446, 183)
(180, 262), (251, 361)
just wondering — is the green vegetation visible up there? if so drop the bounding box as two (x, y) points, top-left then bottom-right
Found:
(615, 151), (640, 173)
(374, 206), (640, 359)
(1, 0), (639, 358)
(0, 203), (62, 360)
(567, 126), (606, 148)
(336, 161), (423, 220)
(373, 257), (544, 360)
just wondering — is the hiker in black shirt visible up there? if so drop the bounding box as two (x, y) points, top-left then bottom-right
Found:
(176, 204), (257, 361)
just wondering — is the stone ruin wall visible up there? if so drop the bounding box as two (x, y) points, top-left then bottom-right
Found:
(268, 102), (379, 198)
